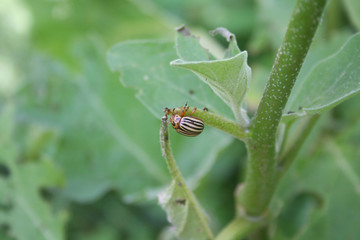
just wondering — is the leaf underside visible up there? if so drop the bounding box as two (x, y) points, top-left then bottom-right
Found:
(282, 33), (360, 122)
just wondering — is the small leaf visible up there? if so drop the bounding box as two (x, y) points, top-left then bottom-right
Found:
(159, 181), (213, 240)
(176, 25), (212, 61)
(171, 27), (251, 126)
(283, 33), (360, 122)
(210, 27), (241, 58)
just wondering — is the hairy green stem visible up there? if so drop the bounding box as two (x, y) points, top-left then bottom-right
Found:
(194, 109), (247, 140)
(168, 106), (247, 140)
(237, 0), (328, 216)
(215, 216), (264, 240)
(160, 116), (214, 239)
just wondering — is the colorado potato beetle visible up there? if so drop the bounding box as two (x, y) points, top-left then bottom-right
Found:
(168, 104), (204, 137)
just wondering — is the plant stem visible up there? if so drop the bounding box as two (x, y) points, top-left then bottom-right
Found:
(167, 107), (247, 140)
(196, 109), (247, 140)
(277, 119), (296, 157)
(277, 114), (320, 177)
(215, 216), (264, 240)
(160, 115), (214, 240)
(237, 0), (328, 216)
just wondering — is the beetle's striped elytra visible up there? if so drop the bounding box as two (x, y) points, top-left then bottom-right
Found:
(176, 116), (204, 136)
(168, 103), (204, 137)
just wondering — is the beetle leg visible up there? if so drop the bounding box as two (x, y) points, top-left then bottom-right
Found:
(180, 103), (189, 117)
(164, 107), (170, 118)
(190, 107), (197, 116)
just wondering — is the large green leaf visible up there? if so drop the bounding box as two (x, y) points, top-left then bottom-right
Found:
(16, 38), (232, 204)
(171, 27), (251, 126)
(282, 33), (360, 122)
(271, 118), (360, 239)
(107, 39), (233, 119)
(15, 47), (169, 203)
(0, 105), (67, 240)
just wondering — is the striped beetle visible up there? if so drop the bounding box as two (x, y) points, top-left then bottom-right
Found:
(167, 103), (204, 137)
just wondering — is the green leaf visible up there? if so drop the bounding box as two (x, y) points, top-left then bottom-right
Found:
(159, 180), (213, 240)
(283, 33), (360, 122)
(209, 27), (241, 58)
(343, 0), (360, 30)
(75, 39), (233, 202)
(255, 0), (296, 49)
(297, 31), (354, 84)
(159, 110), (217, 240)
(107, 40), (233, 119)
(0, 158), (67, 240)
(24, 0), (173, 66)
(272, 192), (323, 240)
(171, 27), (251, 126)
(271, 120), (360, 239)
(15, 38), (232, 204)
(68, 193), (160, 239)
(0, 105), (67, 240)
(15, 47), (169, 203)
(248, 30), (352, 110)
(195, 140), (247, 232)
(175, 26), (212, 61)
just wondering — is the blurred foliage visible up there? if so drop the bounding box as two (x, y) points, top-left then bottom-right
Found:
(0, 0), (359, 239)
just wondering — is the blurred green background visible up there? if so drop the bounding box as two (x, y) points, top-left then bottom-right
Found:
(0, 0), (359, 239)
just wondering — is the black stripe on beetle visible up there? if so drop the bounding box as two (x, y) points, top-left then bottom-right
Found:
(178, 117), (204, 136)
(181, 118), (203, 129)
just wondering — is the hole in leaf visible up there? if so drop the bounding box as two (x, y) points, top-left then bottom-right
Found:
(0, 224), (11, 237)
(39, 187), (55, 202)
(175, 199), (186, 205)
(0, 163), (10, 178)
(0, 198), (13, 212)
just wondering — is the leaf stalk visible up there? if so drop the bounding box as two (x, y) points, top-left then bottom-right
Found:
(166, 106), (247, 140)
(160, 114), (214, 239)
